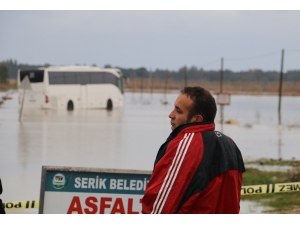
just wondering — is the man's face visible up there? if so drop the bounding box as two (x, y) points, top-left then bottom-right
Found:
(169, 93), (195, 130)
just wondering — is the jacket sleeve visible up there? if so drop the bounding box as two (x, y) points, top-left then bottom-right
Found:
(141, 132), (204, 214)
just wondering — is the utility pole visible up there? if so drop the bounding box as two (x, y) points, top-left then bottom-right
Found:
(184, 66), (187, 87)
(150, 70), (153, 101)
(164, 70), (168, 103)
(220, 57), (224, 133)
(131, 70), (136, 103)
(278, 49), (284, 126)
(220, 57), (224, 93)
(140, 70), (144, 103)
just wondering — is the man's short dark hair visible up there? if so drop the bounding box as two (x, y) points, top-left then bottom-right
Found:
(181, 86), (217, 123)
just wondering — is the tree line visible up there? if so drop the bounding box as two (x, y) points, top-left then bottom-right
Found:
(119, 66), (300, 83)
(1, 59), (300, 84)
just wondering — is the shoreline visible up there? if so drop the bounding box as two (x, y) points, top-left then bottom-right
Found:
(124, 88), (300, 96)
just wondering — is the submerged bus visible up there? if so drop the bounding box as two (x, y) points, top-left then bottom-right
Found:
(17, 66), (124, 111)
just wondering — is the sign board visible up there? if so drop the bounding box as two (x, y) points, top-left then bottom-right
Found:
(19, 76), (32, 90)
(217, 93), (231, 105)
(39, 166), (152, 214)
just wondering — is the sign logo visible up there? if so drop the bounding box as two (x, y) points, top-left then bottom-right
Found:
(52, 173), (67, 189)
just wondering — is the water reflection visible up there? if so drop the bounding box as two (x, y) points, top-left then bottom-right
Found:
(278, 126), (282, 160)
(240, 200), (274, 214)
(18, 108), (125, 169)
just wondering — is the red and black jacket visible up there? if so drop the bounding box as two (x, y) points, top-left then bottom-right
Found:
(142, 122), (245, 214)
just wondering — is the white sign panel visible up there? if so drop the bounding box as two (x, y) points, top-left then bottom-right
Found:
(217, 93), (231, 105)
(39, 166), (152, 214)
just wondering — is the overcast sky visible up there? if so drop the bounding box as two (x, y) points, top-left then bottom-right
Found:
(1, 8), (300, 72)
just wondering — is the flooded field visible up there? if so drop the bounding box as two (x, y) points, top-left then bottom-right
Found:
(1, 91), (300, 214)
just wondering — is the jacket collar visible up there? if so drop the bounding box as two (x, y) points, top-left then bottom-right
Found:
(167, 122), (215, 141)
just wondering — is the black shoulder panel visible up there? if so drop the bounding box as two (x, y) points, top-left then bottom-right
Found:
(175, 131), (245, 213)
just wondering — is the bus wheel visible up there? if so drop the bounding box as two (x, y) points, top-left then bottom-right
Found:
(106, 99), (113, 110)
(67, 100), (74, 111)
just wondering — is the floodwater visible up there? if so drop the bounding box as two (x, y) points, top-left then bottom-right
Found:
(0, 90), (300, 214)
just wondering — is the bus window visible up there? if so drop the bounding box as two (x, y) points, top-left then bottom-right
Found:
(105, 72), (117, 85)
(90, 72), (105, 84)
(49, 72), (65, 84)
(75, 72), (90, 85)
(20, 70), (44, 83)
(64, 72), (76, 84)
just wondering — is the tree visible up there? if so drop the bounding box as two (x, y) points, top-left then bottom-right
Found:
(0, 62), (9, 84)
(104, 64), (112, 68)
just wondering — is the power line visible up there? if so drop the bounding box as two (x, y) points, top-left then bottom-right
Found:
(285, 48), (300, 53)
(226, 51), (280, 62)
(197, 49), (300, 70)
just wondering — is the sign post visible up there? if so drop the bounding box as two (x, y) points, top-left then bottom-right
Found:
(39, 166), (152, 214)
(18, 76), (32, 122)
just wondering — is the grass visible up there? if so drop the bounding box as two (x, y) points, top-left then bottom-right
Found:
(245, 158), (300, 167)
(242, 159), (300, 213)
(125, 78), (300, 96)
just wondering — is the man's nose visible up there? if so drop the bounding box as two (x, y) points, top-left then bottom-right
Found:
(169, 110), (174, 119)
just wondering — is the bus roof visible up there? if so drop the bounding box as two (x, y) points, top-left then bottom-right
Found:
(37, 66), (123, 78)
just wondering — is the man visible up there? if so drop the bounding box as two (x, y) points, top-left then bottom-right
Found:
(141, 86), (245, 214)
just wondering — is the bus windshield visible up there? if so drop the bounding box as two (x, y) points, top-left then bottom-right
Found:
(20, 70), (44, 83)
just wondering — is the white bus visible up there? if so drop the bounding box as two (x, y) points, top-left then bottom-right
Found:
(17, 66), (124, 111)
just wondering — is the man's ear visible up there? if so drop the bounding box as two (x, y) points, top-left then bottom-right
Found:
(195, 115), (203, 122)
